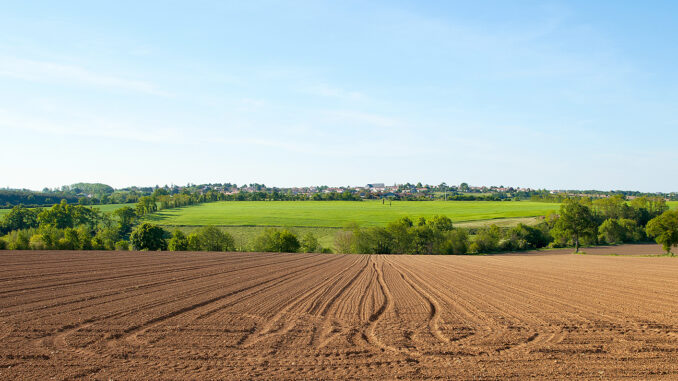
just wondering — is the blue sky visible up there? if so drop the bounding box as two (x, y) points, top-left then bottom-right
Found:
(1, 1), (677, 192)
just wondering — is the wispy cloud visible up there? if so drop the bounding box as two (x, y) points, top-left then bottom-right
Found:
(322, 110), (399, 127)
(0, 57), (170, 96)
(0, 109), (184, 144)
(302, 83), (366, 101)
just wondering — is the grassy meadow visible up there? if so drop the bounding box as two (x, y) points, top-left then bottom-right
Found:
(142, 200), (562, 227)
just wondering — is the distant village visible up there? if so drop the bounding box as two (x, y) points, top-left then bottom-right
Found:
(188, 182), (676, 201)
(2, 181), (676, 209)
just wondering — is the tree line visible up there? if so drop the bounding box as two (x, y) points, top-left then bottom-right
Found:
(1, 195), (677, 255)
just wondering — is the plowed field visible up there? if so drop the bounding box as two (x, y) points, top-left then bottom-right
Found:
(1, 249), (677, 380)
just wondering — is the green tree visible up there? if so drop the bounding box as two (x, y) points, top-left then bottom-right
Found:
(385, 217), (413, 254)
(503, 223), (551, 251)
(1, 205), (39, 233)
(92, 227), (120, 250)
(646, 210), (678, 255)
(58, 228), (81, 250)
(470, 225), (502, 253)
(437, 228), (469, 254)
(597, 218), (643, 244)
(130, 223), (167, 251)
(300, 232), (320, 253)
(552, 199), (597, 253)
(253, 228), (300, 253)
(168, 230), (189, 251)
(190, 226), (235, 251)
(5, 229), (33, 250)
(113, 206), (138, 236)
(115, 240), (130, 251)
(38, 200), (73, 229)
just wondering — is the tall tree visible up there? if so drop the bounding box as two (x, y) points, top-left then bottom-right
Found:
(552, 199), (597, 253)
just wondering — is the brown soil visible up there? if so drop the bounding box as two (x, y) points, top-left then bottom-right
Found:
(0, 248), (677, 380)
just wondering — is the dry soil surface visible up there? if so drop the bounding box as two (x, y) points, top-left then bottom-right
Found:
(0, 247), (677, 380)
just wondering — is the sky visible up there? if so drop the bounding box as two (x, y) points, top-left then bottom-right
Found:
(1, 1), (677, 192)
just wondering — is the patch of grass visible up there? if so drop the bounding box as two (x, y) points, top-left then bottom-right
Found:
(163, 225), (339, 252)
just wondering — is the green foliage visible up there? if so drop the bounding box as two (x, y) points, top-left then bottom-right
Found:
(551, 199), (597, 253)
(115, 240), (130, 251)
(186, 226), (235, 252)
(4, 229), (34, 250)
(57, 228), (81, 250)
(168, 230), (189, 251)
(135, 196), (158, 216)
(0, 205), (39, 234)
(113, 206), (138, 236)
(300, 232), (320, 253)
(187, 233), (201, 251)
(631, 196), (669, 226)
(333, 230), (354, 254)
(502, 223), (551, 251)
(0, 238), (6, 250)
(67, 183), (115, 196)
(92, 227), (120, 250)
(336, 215), (469, 255)
(253, 228), (301, 253)
(37, 200), (102, 230)
(130, 223), (167, 251)
(598, 218), (644, 244)
(646, 210), (678, 254)
(439, 229), (469, 254)
(470, 225), (502, 253)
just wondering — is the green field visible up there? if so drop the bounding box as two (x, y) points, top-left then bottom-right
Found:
(143, 200), (562, 227)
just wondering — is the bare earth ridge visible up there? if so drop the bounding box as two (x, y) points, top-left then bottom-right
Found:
(1, 247), (677, 380)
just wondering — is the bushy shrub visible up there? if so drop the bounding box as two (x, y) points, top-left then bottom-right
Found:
(470, 225), (502, 253)
(130, 223), (167, 251)
(438, 229), (469, 254)
(57, 228), (81, 250)
(5, 229), (34, 250)
(29, 234), (46, 250)
(185, 226), (234, 252)
(333, 230), (355, 254)
(115, 240), (130, 251)
(0, 237), (8, 250)
(300, 232), (320, 253)
(168, 230), (189, 251)
(253, 228), (300, 253)
(92, 227), (119, 250)
(502, 223), (551, 251)
(598, 218), (644, 244)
